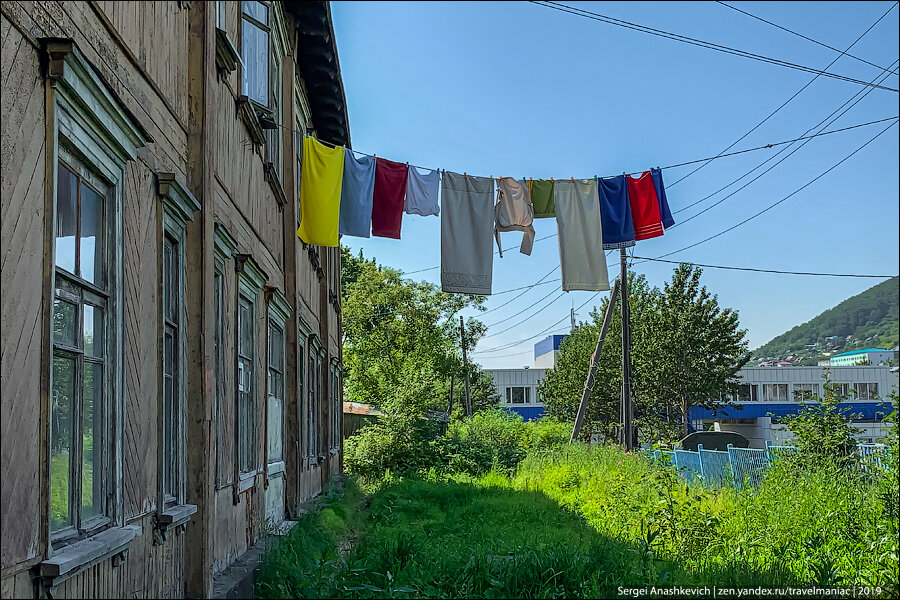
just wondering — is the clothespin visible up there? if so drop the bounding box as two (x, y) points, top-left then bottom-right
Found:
(550, 177), (554, 182)
(571, 177), (575, 182)
(464, 172), (467, 178)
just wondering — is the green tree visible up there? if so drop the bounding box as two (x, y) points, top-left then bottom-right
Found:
(649, 264), (749, 435)
(540, 266), (748, 444)
(780, 376), (862, 467)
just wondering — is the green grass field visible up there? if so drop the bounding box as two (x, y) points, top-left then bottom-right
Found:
(256, 445), (899, 599)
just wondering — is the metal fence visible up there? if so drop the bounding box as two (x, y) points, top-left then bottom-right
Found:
(647, 442), (892, 489)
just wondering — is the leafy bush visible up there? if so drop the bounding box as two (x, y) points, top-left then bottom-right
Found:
(344, 414), (442, 481)
(779, 377), (861, 466)
(435, 411), (569, 476)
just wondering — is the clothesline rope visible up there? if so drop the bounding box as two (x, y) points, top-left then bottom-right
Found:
(284, 115), (897, 185)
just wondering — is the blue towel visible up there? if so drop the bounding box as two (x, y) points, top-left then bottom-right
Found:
(597, 175), (635, 249)
(651, 167), (675, 229)
(338, 150), (376, 238)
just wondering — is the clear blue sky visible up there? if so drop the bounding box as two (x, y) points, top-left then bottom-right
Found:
(330, 1), (900, 369)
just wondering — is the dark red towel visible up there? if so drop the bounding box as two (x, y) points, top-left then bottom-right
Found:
(626, 171), (664, 241)
(371, 158), (408, 239)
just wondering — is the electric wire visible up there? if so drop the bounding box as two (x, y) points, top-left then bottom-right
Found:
(716, 0), (899, 76)
(672, 60), (900, 219)
(666, 2), (900, 188)
(479, 265), (560, 315)
(528, 1), (900, 92)
(645, 119), (899, 262)
(632, 257), (897, 278)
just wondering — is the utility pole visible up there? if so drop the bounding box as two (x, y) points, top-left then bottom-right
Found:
(460, 315), (472, 416)
(620, 248), (634, 452)
(570, 306), (576, 332)
(449, 372), (454, 414)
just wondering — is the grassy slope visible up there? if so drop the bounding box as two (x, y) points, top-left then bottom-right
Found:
(256, 446), (899, 599)
(753, 277), (899, 362)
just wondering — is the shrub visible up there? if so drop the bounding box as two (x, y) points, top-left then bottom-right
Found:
(344, 413), (441, 480)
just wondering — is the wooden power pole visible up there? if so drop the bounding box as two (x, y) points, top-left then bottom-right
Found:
(460, 315), (472, 416)
(620, 248), (634, 452)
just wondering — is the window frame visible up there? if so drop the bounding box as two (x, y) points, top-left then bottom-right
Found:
(157, 173), (199, 511)
(212, 223), (237, 489)
(855, 382), (878, 401)
(505, 386), (530, 405)
(761, 383), (789, 402)
(265, 289), (291, 478)
(306, 336), (322, 464)
(294, 76), (311, 227)
(240, 0), (272, 109)
(234, 254), (267, 490)
(792, 383), (820, 402)
(50, 148), (114, 543)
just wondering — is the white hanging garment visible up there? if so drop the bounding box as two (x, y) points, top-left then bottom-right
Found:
(493, 177), (535, 257)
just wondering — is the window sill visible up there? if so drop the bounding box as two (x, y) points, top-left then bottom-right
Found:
(237, 470), (258, 493)
(153, 504), (197, 545)
(215, 28), (241, 75)
(264, 163), (288, 208)
(236, 96), (266, 146)
(40, 525), (140, 593)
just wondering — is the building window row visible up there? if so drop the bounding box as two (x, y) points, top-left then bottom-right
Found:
(724, 382), (879, 403)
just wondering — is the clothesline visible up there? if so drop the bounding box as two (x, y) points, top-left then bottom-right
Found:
(278, 115), (897, 181)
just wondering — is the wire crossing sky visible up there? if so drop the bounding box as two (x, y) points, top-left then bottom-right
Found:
(331, 1), (900, 368)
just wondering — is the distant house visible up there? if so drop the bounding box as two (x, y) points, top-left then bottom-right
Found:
(830, 348), (894, 366)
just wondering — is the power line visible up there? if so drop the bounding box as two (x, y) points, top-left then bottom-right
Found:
(669, 63), (899, 226)
(528, 1), (900, 92)
(647, 119), (898, 261)
(400, 234), (559, 276)
(480, 290), (568, 336)
(632, 257), (898, 279)
(492, 278), (560, 296)
(480, 265), (560, 315)
(716, 0), (899, 76)
(666, 2), (900, 188)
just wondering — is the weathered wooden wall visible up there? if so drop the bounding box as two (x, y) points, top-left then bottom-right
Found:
(0, 9), (46, 576)
(1, 1), (345, 597)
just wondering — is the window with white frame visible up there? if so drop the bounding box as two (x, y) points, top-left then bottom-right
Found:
(792, 383), (820, 401)
(761, 384), (789, 402)
(831, 383), (851, 398)
(241, 1), (270, 107)
(855, 383), (878, 400)
(506, 387), (531, 405)
(51, 148), (112, 536)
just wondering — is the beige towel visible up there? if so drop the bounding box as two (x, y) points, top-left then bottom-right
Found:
(554, 179), (610, 292)
(441, 171), (495, 294)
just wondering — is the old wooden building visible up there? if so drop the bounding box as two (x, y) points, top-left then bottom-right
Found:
(1, 1), (347, 597)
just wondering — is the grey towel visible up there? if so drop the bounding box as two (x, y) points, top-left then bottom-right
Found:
(554, 179), (610, 292)
(441, 171), (495, 294)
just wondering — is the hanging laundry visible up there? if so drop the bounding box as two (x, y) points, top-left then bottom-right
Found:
(597, 175), (635, 249)
(554, 178), (610, 292)
(297, 136), (345, 247)
(338, 150), (376, 238)
(530, 179), (555, 218)
(441, 171), (495, 295)
(650, 167), (675, 229)
(494, 177), (535, 257)
(404, 166), (441, 217)
(371, 158), (409, 239)
(626, 171), (664, 241)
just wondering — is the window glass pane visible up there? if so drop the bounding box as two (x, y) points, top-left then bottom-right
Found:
(241, 21), (269, 105)
(242, 0), (268, 24)
(53, 298), (77, 347)
(83, 305), (104, 358)
(80, 183), (103, 285)
(82, 362), (102, 521)
(56, 163), (78, 274)
(216, 0), (226, 29)
(267, 394), (283, 461)
(163, 328), (176, 496)
(51, 355), (75, 531)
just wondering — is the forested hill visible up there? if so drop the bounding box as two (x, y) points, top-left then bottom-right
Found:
(752, 277), (899, 363)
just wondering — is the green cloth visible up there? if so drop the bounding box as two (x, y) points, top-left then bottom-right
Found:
(530, 179), (555, 218)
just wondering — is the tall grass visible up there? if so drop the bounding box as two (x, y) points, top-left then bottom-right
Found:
(257, 444), (899, 598)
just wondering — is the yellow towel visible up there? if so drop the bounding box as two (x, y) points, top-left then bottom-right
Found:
(297, 137), (345, 247)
